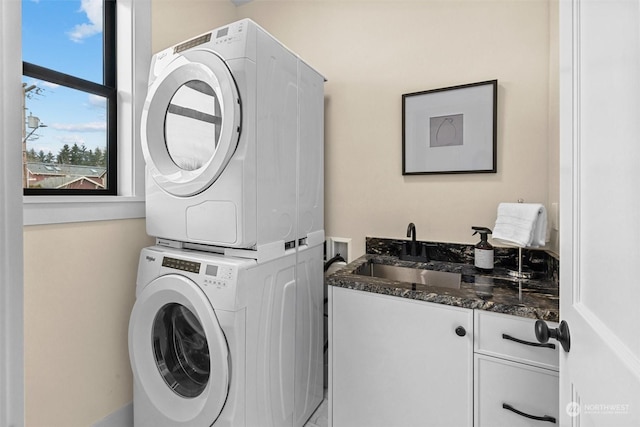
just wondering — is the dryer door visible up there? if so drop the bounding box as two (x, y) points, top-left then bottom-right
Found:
(141, 49), (241, 197)
(129, 274), (230, 425)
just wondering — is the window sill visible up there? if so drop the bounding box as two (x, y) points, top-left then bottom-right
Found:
(23, 195), (145, 226)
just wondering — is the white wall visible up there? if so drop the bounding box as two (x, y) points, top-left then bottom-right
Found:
(156, 0), (559, 256)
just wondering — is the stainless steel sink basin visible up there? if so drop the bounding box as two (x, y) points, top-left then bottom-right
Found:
(354, 261), (461, 289)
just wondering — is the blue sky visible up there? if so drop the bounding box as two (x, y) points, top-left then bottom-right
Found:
(22, 0), (106, 160)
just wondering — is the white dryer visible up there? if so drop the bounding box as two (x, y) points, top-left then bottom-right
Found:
(129, 245), (323, 427)
(141, 19), (325, 258)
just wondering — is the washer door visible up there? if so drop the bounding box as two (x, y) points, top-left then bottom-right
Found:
(141, 49), (241, 197)
(129, 274), (230, 425)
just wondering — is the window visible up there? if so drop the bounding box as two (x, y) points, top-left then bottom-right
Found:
(22, 0), (116, 195)
(20, 0), (149, 225)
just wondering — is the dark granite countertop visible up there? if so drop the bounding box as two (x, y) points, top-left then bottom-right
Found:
(326, 238), (560, 322)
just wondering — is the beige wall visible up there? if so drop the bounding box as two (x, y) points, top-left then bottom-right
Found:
(156, 0), (559, 257)
(152, 0), (237, 52)
(24, 219), (154, 427)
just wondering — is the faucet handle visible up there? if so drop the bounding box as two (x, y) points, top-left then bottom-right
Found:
(391, 240), (408, 256)
(419, 242), (437, 262)
(391, 239), (405, 248)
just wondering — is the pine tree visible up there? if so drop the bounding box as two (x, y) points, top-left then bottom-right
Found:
(94, 147), (106, 167)
(70, 143), (82, 165)
(57, 144), (71, 165)
(27, 148), (37, 162)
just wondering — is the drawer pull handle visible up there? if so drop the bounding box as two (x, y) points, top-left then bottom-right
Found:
(502, 333), (556, 349)
(502, 403), (557, 423)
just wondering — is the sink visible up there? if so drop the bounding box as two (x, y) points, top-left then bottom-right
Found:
(354, 261), (461, 289)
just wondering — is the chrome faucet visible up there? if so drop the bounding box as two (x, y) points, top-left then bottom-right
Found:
(406, 222), (417, 256)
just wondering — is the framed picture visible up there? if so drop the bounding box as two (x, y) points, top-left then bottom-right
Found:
(402, 80), (497, 175)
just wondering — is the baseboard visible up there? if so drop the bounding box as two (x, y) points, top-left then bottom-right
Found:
(92, 402), (133, 427)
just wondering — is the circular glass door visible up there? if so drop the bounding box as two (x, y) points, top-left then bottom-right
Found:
(141, 49), (241, 197)
(153, 303), (210, 398)
(128, 274), (230, 423)
(165, 81), (221, 172)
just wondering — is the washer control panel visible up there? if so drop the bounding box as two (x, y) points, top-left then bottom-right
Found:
(160, 255), (237, 289)
(202, 263), (235, 288)
(162, 256), (200, 273)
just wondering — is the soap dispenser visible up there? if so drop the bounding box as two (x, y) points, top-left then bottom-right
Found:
(472, 226), (494, 272)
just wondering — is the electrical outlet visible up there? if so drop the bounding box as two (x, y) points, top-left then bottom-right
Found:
(326, 237), (352, 263)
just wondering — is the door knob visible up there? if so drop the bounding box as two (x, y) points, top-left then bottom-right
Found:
(535, 320), (571, 353)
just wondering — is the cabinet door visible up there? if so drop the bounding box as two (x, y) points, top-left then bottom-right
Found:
(475, 354), (559, 427)
(329, 287), (473, 427)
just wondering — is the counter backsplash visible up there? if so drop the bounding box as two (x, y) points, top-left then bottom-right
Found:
(366, 237), (559, 285)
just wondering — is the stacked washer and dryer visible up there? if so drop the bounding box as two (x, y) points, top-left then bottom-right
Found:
(128, 19), (325, 427)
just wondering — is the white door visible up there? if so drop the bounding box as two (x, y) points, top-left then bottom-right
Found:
(559, 0), (640, 425)
(129, 274), (230, 425)
(330, 288), (473, 427)
(141, 49), (241, 197)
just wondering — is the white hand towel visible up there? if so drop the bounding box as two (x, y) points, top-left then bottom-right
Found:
(492, 203), (547, 248)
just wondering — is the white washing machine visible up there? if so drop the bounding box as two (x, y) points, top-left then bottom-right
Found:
(141, 19), (325, 258)
(129, 245), (323, 426)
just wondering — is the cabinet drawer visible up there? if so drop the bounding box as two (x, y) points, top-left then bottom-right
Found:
(474, 311), (559, 370)
(475, 354), (559, 427)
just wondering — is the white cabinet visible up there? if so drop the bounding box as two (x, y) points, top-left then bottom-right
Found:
(474, 311), (559, 427)
(329, 286), (473, 427)
(328, 288), (560, 427)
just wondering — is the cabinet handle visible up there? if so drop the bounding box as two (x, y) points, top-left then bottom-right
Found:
(502, 333), (556, 349)
(455, 326), (466, 337)
(502, 403), (556, 423)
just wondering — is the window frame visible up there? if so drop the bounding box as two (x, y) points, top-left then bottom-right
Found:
(22, 0), (149, 225)
(22, 0), (117, 196)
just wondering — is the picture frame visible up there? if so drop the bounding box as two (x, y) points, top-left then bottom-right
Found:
(402, 80), (497, 175)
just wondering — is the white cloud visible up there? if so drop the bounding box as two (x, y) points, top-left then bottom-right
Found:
(51, 122), (106, 132)
(24, 78), (58, 90)
(87, 94), (106, 108)
(58, 135), (87, 145)
(40, 81), (60, 89)
(67, 0), (103, 43)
